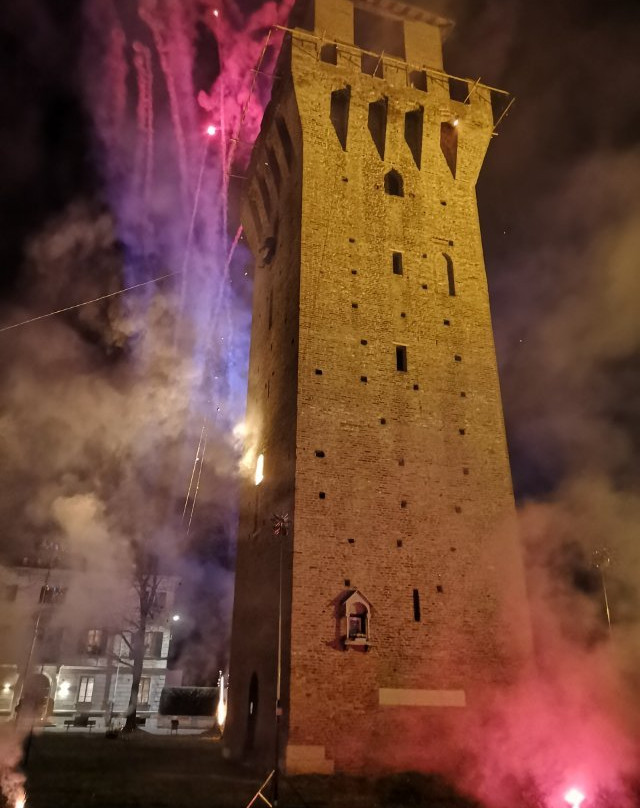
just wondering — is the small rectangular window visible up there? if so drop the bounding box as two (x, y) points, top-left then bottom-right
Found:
(408, 70), (427, 91)
(86, 629), (104, 655)
(138, 676), (151, 705)
(361, 52), (384, 78)
(392, 252), (403, 275)
(396, 345), (408, 372)
(78, 676), (95, 703)
(320, 43), (338, 64)
(412, 589), (421, 622)
(39, 585), (66, 604)
(144, 631), (164, 659)
(2, 584), (17, 602)
(449, 77), (469, 103)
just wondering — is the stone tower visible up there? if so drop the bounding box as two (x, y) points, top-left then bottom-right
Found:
(226, 0), (531, 775)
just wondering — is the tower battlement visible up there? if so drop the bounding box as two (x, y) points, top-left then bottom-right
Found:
(227, 0), (530, 776)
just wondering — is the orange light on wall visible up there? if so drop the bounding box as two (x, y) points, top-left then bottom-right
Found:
(255, 453), (264, 486)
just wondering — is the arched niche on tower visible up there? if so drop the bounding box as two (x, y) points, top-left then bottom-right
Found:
(340, 589), (372, 650)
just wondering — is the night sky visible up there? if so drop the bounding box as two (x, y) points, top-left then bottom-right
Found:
(2, 0), (639, 493)
(1, 0), (639, 674)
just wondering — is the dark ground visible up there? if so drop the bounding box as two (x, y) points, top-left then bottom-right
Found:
(14, 731), (480, 808)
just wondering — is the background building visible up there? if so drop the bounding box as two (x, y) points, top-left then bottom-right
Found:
(0, 564), (181, 728)
(226, 0), (532, 774)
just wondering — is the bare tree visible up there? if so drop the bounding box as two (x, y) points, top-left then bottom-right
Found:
(108, 549), (166, 733)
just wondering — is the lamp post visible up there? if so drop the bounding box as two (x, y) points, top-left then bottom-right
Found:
(19, 540), (60, 767)
(592, 547), (612, 635)
(271, 513), (289, 808)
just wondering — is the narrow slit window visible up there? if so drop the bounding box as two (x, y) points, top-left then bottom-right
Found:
(412, 589), (421, 622)
(392, 252), (403, 275)
(368, 97), (387, 159)
(276, 117), (294, 169)
(258, 176), (272, 219)
(404, 106), (423, 169)
(396, 345), (408, 372)
(248, 197), (262, 237)
(330, 87), (351, 151)
(268, 289), (273, 330)
(444, 253), (455, 295)
(266, 146), (281, 191)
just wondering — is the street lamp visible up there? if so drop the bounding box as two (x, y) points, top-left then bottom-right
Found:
(271, 513), (289, 807)
(244, 513), (289, 808)
(592, 547), (612, 635)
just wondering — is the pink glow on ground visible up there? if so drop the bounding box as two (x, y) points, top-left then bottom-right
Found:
(565, 787), (586, 807)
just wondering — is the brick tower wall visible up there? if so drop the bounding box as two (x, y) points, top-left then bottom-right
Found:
(227, 0), (532, 775)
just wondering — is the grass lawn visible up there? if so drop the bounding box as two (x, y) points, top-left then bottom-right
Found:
(16, 731), (480, 808)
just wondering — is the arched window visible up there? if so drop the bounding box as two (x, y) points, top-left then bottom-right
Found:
(384, 169), (404, 197)
(443, 253), (455, 296)
(341, 590), (372, 648)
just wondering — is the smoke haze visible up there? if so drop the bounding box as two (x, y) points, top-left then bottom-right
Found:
(1, 0), (639, 804)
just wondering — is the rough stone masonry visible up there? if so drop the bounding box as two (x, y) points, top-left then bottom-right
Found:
(225, 0), (532, 775)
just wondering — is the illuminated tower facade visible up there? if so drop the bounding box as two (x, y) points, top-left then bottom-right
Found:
(226, 0), (531, 774)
